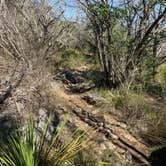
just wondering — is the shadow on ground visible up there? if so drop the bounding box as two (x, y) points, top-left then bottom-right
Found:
(0, 114), (18, 140)
(149, 147), (166, 166)
(54, 68), (105, 93)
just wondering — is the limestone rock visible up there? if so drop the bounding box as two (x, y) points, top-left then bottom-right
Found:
(36, 108), (60, 141)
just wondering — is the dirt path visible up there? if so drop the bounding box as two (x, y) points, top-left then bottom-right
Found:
(50, 81), (151, 165)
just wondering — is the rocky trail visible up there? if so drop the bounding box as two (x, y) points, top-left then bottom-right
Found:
(50, 80), (151, 165)
(0, 67), (153, 165)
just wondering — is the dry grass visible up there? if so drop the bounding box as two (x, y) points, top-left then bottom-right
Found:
(90, 88), (166, 148)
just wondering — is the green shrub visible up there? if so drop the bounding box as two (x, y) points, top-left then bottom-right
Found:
(61, 50), (76, 59)
(60, 50), (88, 69)
(156, 65), (166, 83)
(144, 82), (166, 97)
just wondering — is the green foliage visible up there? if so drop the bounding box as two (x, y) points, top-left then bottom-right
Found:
(108, 24), (127, 57)
(59, 50), (99, 70)
(90, 2), (125, 20)
(61, 50), (76, 59)
(89, 2), (110, 16)
(129, 66), (166, 98)
(0, 119), (87, 166)
(144, 82), (166, 97)
(156, 65), (166, 83)
(60, 51), (87, 69)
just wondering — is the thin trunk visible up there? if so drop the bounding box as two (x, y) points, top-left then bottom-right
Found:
(152, 37), (158, 81)
(97, 35), (111, 87)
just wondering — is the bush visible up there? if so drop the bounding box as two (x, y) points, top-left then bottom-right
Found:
(59, 50), (88, 69)
(156, 65), (166, 83)
(61, 50), (76, 59)
(144, 82), (166, 97)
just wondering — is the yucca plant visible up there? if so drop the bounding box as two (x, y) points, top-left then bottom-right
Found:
(0, 118), (87, 166)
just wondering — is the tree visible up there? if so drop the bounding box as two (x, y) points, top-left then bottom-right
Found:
(0, 0), (68, 103)
(76, 0), (166, 88)
(76, 0), (115, 87)
(123, 0), (166, 79)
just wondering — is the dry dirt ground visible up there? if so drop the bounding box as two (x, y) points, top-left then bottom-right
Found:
(48, 81), (151, 165)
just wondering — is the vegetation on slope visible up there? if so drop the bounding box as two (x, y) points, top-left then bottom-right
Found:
(0, 0), (165, 165)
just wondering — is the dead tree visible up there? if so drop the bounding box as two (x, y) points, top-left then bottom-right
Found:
(0, 0), (68, 103)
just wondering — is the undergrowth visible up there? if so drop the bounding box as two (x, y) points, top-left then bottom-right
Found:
(50, 49), (100, 71)
(91, 87), (166, 148)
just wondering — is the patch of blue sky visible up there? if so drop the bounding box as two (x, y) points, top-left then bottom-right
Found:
(49, 0), (120, 19)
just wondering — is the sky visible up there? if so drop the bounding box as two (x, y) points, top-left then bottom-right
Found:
(64, 0), (77, 19)
(49, 0), (78, 19)
(49, 0), (120, 20)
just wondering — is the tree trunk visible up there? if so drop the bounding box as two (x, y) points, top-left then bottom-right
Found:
(97, 35), (112, 87)
(152, 37), (158, 81)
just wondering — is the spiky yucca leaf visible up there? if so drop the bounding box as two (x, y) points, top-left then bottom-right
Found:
(0, 118), (87, 166)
